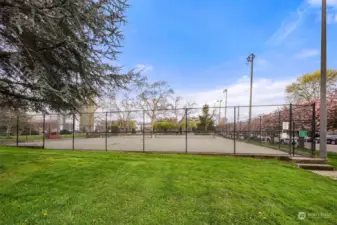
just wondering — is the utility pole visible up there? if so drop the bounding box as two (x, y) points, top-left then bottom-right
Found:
(247, 53), (255, 134)
(320, 0), (327, 159)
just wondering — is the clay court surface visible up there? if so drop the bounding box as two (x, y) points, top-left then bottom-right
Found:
(17, 135), (288, 155)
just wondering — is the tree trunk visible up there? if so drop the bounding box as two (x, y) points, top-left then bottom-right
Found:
(6, 116), (13, 137)
(151, 116), (156, 138)
(6, 123), (12, 137)
(57, 114), (60, 134)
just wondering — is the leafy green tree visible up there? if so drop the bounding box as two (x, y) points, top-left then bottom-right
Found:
(0, 0), (138, 111)
(285, 70), (337, 103)
(153, 121), (178, 132)
(180, 121), (198, 130)
(116, 119), (136, 132)
(197, 104), (215, 132)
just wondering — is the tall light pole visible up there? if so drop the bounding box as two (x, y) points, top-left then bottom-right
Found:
(247, 53), (255, 134)
(320, 0), (327, 159)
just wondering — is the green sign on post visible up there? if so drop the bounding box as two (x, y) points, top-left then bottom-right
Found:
(299, 130), (307, 137)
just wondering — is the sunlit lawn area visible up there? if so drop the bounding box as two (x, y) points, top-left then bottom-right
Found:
(327, 152), (337, 169)
(0, 147), (337, 225)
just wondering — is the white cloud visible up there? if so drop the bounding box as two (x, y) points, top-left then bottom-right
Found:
(95, 75), (296, 122)
(180, 77), (292, 106)
(135, 64), (153, 73)
(266, 0), (337, 46)
(266, 5), (308, 46)
(177, 76), (295, 121)
(295, 49), (320, 58)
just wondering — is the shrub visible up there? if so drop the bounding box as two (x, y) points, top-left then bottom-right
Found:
(60, 129), (72, 134)
(21, 130), (40, 135)
(109, 125), (120, 134)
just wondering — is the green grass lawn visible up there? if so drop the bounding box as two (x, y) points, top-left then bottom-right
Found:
(311, 151), (337, 169)
(0, 134), (87, 143)
(0, 134), (43, 142)
(327, 152), (337, 169)
(0, 147), (337, 225)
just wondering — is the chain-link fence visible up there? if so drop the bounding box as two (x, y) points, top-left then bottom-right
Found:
(0, 104), (319, 156)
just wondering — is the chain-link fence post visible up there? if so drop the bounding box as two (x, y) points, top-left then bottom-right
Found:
(105, 112), (108, 152)
(237, 105), (240, 140)
(278, 110), (281, 150)
(260, 115), (262, 146)
(234, 106), (236, 154)
(289, 104), (292, 155)
(292, 121), (295, 156)
(143, 110), (145, 152)
(72, 113), (75, 151)
(312, 103), (316, 156)
(185, 108), (188, 154)
(288, 103), (293, 155)
(43, 113), (46, 149)
(16, 114), (19, 147)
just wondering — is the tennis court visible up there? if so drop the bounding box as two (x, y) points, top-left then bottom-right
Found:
(17, 134), (288, 155)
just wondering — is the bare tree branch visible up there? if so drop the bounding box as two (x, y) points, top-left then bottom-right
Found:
(137, 81), (174, 132)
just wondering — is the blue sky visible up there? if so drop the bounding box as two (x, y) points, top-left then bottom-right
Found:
(117, 0), (337, 107)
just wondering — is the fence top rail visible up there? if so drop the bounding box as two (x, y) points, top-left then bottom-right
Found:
(21, 103), (315, 116)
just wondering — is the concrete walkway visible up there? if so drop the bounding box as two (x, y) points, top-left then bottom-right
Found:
(311, 171), (337, 180)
